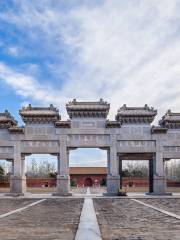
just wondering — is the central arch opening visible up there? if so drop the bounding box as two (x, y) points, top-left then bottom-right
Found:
(69, 148), (107, 194)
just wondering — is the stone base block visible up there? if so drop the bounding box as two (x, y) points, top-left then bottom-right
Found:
(146, 192), (172, 196)
(153, 176), (166, 194)
(54, 175), (70, 196)
(106, 175), (120, 195)
(10, 175), (26, 195)
(5, 193), (25, 197)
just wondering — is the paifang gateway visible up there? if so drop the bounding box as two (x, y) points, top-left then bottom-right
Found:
(0, 99), (180, 195)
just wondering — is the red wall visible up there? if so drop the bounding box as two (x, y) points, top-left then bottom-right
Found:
(1, 176), (180, 187)
(71, 174), (106, 186)
(26, 178), (56, 187)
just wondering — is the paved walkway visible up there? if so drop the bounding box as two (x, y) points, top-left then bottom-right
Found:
(75, 188), (102, 240)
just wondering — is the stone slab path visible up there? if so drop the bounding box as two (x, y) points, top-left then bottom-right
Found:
(75, 188), (102, 240)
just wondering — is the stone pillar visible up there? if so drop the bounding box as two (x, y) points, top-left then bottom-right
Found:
(107, 135), (120, 195)
(55, 135), (70, 195)
(149, 158), (153, 193)
(10, 142), (26, 195)
(11, 160), (14, 175)
(153, 141), (166, 194)
(119, 157), (123, 189)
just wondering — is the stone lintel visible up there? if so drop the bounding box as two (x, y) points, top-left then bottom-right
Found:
(9, 126), (24, 134)
(55, 121), (71, 128)
(151, 126), (168, 134)
(105, 120), (121, 128)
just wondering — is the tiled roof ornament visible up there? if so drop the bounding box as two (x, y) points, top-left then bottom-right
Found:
(0, 110), (17, 128)
(159, 110), (180, 128)
(66, 99), (110, 118)
(19, 104), (60, 124)
(116, 105), (157, 124)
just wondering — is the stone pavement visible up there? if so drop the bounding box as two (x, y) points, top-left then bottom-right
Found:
(75, 188), (102, 240)
(94, 198), (180, 240)
(0, 189), (180, 239)
(0, 198), (83, 240)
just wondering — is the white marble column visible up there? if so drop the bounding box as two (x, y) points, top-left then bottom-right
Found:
(10, 142), (26, 195)
(11, 160), (14, 175)
(55, 135), (70, 195)
(153, 141), (166, 194)
(107, 135), (120, 195)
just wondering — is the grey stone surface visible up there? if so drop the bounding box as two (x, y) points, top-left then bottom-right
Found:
(94, 198), (180, 240)
(139, 198), (180, 216)
(0, 198), (83, 240)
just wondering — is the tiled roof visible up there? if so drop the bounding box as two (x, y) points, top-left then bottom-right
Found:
(0, 110), (17, 128)
(159, 110), (180, 128)
(66, 99), (110, 118)
(19, 104), (60, 123)
(70, 167), (107, 175)
(116, 104), (157, 124)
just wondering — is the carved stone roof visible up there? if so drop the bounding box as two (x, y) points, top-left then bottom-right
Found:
(55, 121), (71, 128)
(9, 126), (24, 134)
(151, 126), (168, 134)
(66, 99), (110, 118)
(19, 104), (60, 124)
(116, 104), (157, 124)
(159, 110), (180, 128)
(105, 120), (121, 128)
(0, 110), (17, 128)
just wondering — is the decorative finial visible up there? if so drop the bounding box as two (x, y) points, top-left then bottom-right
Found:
(50, 104), (54, 110)
(167, 109), (171, 115)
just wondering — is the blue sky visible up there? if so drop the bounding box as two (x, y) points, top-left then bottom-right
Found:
(1, 0), (180, 166)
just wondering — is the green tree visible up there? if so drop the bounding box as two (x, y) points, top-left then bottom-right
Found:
(71, 178), (77, 187)
(0, 166), (4, 176)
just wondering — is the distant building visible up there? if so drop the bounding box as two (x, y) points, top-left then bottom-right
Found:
(70, 167), (107, 187)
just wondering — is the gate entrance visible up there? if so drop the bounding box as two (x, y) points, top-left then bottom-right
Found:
(84, 178), (93, 187)
(69, 148), (107, 193)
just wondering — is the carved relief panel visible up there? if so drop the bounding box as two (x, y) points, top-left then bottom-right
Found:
(67, 134), (110, 147)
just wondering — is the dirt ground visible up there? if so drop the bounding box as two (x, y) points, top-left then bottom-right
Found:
(94, 198), (180, 240)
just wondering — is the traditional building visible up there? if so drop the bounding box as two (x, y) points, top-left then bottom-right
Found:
(70, 167), (107, 187)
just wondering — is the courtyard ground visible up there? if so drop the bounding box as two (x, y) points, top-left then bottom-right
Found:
(94, 198), (180, 240)
(0, 188), (179, 239)
(0, 198), (83, 240)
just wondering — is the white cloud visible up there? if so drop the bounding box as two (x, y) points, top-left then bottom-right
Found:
(0, 62), (69, 117)
(69, 148), (107, 167)
(1, 0), (180, 122)
(7, 46), (20, 57)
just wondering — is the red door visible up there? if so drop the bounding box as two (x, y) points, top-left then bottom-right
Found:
(84, 178), (93, 186)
